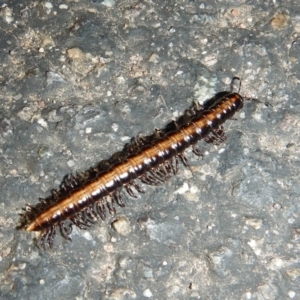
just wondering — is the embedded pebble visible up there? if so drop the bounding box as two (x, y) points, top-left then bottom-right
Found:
(115, 75), (126, 84)
(44, 2), (53, 9)
(207, 246), (232, 267)
(288, 291), (296, 298)
(17, 105), (40, 122)
(270, 13), (290, 29)
(255, 283), (278, 299)
(46, 71), (66, 85)
(67, 160), (75, 167)
(273, 203), (282, 210)
(44, 2), (53, 14)
(59, 4), (68, 9)
(67, 47), (85, 60)
(112, 216), (131, 236)
(107, 287), (136, 300)
(112, 123), (118, 132)
(0, 5), (13, 23)
(244, 217), (263, 229)
(174, 182), (189, 194)
(101, 0), (116, 7)
(247, 239), (263, 256)
(286, 268), (300, 280)
(37, 118), (48, 128)
(143, 289), (153, 298)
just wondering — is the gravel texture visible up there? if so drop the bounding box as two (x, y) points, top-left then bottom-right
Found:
(1, 1), (300, 299)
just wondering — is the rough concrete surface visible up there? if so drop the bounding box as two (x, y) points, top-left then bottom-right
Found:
(0, 0), (300, 299)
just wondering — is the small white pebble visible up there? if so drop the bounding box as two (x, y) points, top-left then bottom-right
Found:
(288, 291), (296, 298)
(112, 216), (131, 236)
(190, 186), (199, 194)
(67, 160), (75, 167)
(288, 217), (295, 224)
(115, 76), (125, 84)
(174, 182), (189, 194)
(59, 4), (68, 9)
(81, 231), (93, 241)
(44, 2), (53, 9)
(273, 203), (282, 210)
(218, 148), (225, 154)
(37, 118), (48, 128)
(101, 0), (116, 8)
(103, 243), (114, 252)
(111, 123), (118, 132)
(44, 2), (53, 14)
(175, 70), (183, 76)
(10, 169), (18, 176)
(143, 289), (153, 298)
(120, 136), (130, 142)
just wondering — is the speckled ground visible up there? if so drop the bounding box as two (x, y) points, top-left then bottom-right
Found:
(1, 1), (300, 299)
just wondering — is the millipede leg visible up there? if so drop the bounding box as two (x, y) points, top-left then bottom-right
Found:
(96, 200), (107, 220)
(150, 169), (167, 183)
(125, 184), (138, 198)
(130, 180), (145, 194)
(155, 166), (167, 180)
(113, 190), (125, 207)
(192, 146), (203, 156)
(178, 153), (190, 167)
(38, 230), (49, 250)
(46, 226), (56, 249)
(83, 207), (98, 224)
(38, 198), (48, 205)
(212, 126), (227, 145)
(174, 155), (179, 174)
(164, 160), (173, 176)
(106, 198), (116, 214)
(140, 173), (161, 186)
(71, 213), (91, 229)
(59, 222), (72, 241)
(160, 162), (171, 179)
(51, 189), (60, 200)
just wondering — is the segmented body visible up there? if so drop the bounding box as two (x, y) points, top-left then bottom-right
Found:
(25, 91), (244, 248)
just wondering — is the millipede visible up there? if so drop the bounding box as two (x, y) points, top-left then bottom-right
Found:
(19, 77), (266, 249)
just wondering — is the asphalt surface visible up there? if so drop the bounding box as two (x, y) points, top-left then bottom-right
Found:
(1, 1), (300, 299)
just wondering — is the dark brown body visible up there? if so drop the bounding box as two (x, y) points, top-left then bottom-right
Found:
(26, 92), (243, 247)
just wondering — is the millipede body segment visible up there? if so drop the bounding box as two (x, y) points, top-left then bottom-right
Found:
(23, 90), (244, 249)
